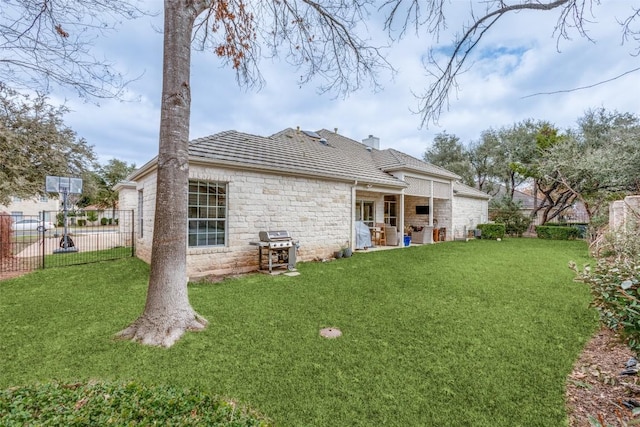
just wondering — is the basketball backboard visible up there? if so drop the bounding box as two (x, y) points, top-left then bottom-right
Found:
(45, 176), (83, 194)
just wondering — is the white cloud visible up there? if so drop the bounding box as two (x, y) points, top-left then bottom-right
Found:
(49, 1), (640, 167)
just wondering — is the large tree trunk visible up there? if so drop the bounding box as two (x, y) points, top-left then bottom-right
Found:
(116, 0), (207, 347)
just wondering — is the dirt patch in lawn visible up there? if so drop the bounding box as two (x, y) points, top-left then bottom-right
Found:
(567, 328), (640, 426)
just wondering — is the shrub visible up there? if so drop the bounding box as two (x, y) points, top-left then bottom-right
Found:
(536, 225), (579, 240)
(86, 211), (98, 222)
(489, 197), (531, 237)
(477, 223), (505, 239)
(77, 219), (86, 227)
(543, 222), (589, 239)
(0, 381), (270, 426)
(572, 228), (640, 355)
(100, 217), (108, 226)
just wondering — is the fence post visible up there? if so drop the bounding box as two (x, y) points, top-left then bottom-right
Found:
(41, 210), (46, 269)
(131, 209), (135, 258)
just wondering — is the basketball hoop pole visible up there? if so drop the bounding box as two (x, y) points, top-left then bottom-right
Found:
(47, 175), (81, 254)
(60, 187), (73, 250)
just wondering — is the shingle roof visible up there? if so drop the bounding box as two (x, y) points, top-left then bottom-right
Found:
(453, 182), (491, 200)
(132, 127), (467, 191)
(188, 129), (406, 187)
(493, 185), (535, 209)
(371, 149), (461, 180)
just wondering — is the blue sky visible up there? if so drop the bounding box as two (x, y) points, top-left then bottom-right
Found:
(50, 1), (640, 168)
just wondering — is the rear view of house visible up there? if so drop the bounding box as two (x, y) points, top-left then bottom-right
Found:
(117, 128), (489, 278)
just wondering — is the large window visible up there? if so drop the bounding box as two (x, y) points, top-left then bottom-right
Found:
(188, 181), (227, 247)
(355, 200), (374, 227)
(384, 195), (397, 227)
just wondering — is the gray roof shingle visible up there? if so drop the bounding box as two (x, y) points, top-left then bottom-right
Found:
(189, 129), (405, 187)
(154, 127), (469, 191)
(453, 182), (491, 200)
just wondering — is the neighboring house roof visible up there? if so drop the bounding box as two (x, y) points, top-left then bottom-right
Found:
(128, 128), (467, 190)
(493, 185), (536, 209)
(453, 182), (491, 200)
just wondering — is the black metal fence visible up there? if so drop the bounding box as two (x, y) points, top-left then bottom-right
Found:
(0, 210), (134, 277)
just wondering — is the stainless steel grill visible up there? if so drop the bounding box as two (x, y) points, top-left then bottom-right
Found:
(250, 230), (297, 273)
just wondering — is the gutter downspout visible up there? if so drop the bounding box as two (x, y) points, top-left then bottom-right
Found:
(351, 180), (357, 250)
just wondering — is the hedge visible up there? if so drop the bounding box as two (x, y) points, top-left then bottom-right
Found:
(535, 225), (579, 240)
(476, 223), (505, 239)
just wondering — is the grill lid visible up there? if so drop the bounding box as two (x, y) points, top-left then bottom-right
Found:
(259, 230), (292, 241)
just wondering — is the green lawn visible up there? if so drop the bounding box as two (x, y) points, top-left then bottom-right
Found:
(0, 239), (597, 426)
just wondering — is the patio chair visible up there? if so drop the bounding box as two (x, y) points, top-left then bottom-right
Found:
(375, 223), (387, 245)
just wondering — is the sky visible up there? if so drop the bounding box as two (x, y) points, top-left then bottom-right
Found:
(49, 1), (640, 168)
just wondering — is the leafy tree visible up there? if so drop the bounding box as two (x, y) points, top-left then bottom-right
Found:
(537, 108), (640, 222)
(489, 196), (531, 237)
(526, 124), (579, 225)
(494, 120), (546, 200)
(82, 159), (136, 218)
(468, 129), (502, 195)
(0, 84), (96, 205)
(423, 132), (474, 186)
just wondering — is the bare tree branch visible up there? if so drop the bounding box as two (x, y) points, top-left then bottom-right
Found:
(192, 0), (394, 97)
(412, 0), (575, 127)
(522, 66), (640, 98)
(0, 0), (148, 99)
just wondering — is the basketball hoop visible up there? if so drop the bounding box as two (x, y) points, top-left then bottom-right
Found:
(46, 176), (83, 253)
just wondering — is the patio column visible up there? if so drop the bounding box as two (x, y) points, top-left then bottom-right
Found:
(399, 190), (405, 244)
(429, 180), (434, 227)
(350, 181), (357, 249)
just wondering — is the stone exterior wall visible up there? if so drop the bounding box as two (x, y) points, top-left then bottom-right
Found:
(116, 183), (137, 239)
(403, 197), (431, 230)
(432, 199), (452, 239)
(122, 165), (353, 278)
(452, 196), (488, 239)
(610, 195), (640, 231)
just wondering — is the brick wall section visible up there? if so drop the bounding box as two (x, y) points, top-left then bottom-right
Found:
(121, 165), (353, 278)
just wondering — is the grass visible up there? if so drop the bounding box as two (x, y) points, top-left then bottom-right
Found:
(0, 239), (597, 426)
(44, 246), (133, 268)
(1, 381), (269, 426)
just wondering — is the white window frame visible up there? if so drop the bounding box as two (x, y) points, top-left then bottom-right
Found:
(355, 199), (375, 228)
(188, 180), (227, 247)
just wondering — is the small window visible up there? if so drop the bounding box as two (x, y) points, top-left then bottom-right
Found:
(137, 190), (144, 238)
(188, 181), (227, 247)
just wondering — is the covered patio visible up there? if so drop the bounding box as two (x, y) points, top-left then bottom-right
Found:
(352, 176), (454, 249)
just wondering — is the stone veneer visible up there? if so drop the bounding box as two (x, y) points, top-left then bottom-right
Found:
(610, 195), (640, 231)
(121, 164), (352, 278)
(451, 196), (488, 239)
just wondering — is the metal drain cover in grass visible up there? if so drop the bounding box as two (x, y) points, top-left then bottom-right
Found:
(320, 327), (342, 338)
